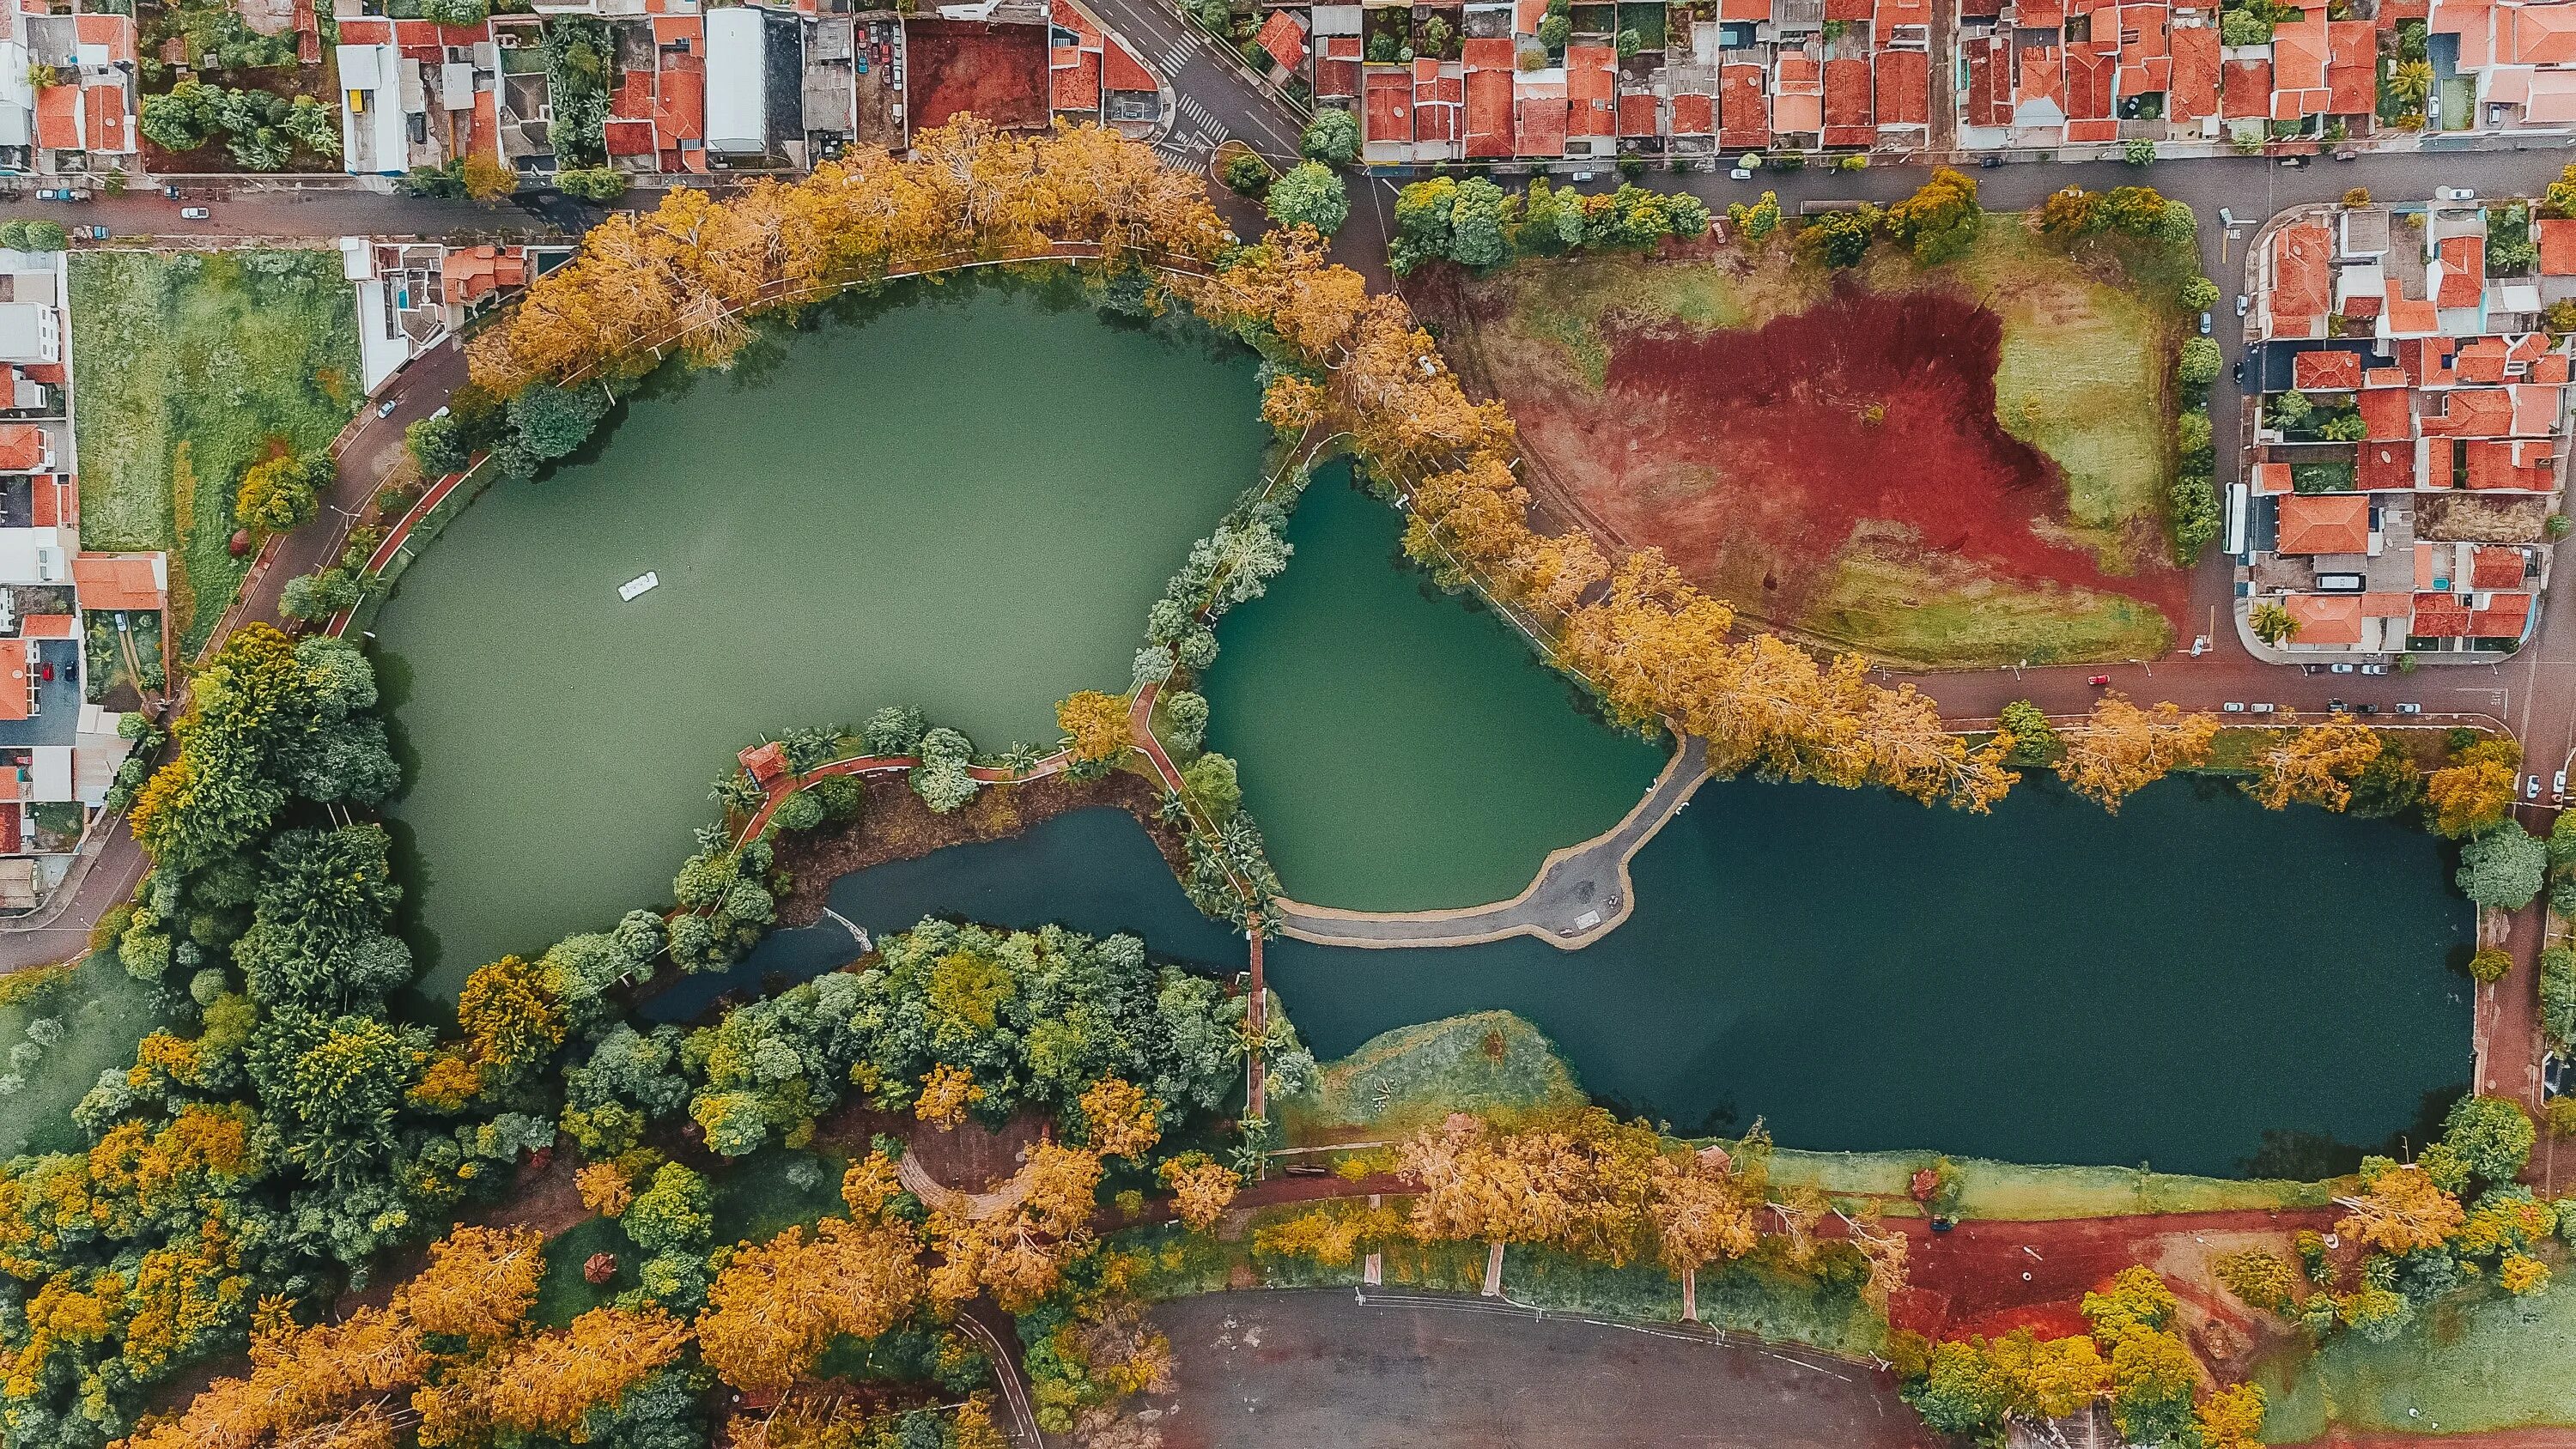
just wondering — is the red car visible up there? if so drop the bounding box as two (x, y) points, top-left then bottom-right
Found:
(2087, 674), (2111, 686)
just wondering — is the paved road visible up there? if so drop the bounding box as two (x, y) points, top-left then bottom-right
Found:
(1143, 1288), (1932, 1449)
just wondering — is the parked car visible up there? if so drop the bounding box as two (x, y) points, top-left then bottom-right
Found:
(179, 206), (209, 221)
(2330, 661), (2356, 673)
(2218, 207), (2235, 227)
(1728, 167), (1753, 180)
(2529, 774), (2544, 802)
(2222, 701), (2247, 712)
(2198, 312), (2213, 336)
(2279, 155), (2306, 167)
(2250, 702), (2277, 714)
(376, 396), (401, 419)
(2327, 700), (2348, 713)
(162, 184), (181, 200)
(2396, 702), (2422, 714)
(2439, 185), (2476, 201)
(2546, 1052), (2567, 1100)
(2087, 674), (2111, 686)
(2302, 664), (2324, 675)
(2360, 663), (2388, 675)
(2237, 294), (2250, 317)
(2556, 768), (2568, 796)
(33, 189), (57, 201)
(2357, 703), (2379, 715)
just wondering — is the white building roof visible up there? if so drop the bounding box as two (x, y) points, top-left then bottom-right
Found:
(706, 7), (767, 154)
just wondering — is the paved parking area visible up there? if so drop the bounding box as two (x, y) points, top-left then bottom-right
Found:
(1142, 1289), (1935, 1449)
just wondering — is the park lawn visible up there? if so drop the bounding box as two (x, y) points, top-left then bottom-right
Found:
(1802, 552), (2174, 670)
(1920, 224), (2181, 568)
(0, 955), (175, 1161)
(710, 1144), (850, 1247)
(1752, 1148), (2342, 1220)
(67, 249), (361, 655)
(2255, 1276), (2576, 1440)
(1475, 245), (1827, 390)
(1278, 1010), (1589, 1146)
(532, 1215), (636, 1327)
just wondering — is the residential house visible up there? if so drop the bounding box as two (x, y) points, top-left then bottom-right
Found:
(2241, 199), (2571, 657)
(22, 9), (136, 175)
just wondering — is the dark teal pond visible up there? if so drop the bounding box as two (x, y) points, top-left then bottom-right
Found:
(655, 785), (2471, 1179)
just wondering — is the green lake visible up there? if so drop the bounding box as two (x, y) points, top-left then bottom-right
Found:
(372, 282), (1264, 995)
(1203, 470), (1667, 910)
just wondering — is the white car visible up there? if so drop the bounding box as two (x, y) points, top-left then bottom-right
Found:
(2236, 294), (2250, 317)
(2530, 774), (2545, 802)
(179, 206), (209, 221)
(2439, 185), (2476, 201)
(2330, 661), (2356, 673)
(2222, 701), (2247, 712)
(1728, 167), (1753, 180)
(375, 396), (400, 418)
(2249, 702), (2276, 714)
(2360, 663), (2388, 675)
(2396, 702), (2422, 714)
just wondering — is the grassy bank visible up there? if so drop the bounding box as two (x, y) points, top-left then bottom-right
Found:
(68, 249), (360, 653)
(2255, 1276), (2576, 1440)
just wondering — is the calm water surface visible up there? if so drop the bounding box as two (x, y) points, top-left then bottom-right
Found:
(373, 284), (1263, 992)
(678, 791), (2468, 1178)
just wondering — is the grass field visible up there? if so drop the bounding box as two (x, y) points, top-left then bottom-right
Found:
(1753, 1147), (2341, 1219)
(1114, 1203), (1883, 1355)
(0, 955), (173, 1161)
(68, 249), (360, 654)
(2255, 1277), (2576, 1440)
(1434, 215), (2188, 670)
(1279, 1010), (1590, 1145)
(532, 1215), (635, 1327)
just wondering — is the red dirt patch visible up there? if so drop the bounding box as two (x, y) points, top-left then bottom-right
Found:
(1583, 284), (2186, 622)
(902, 20), (1051, 132)
(1871, 1207), (2336, 1343)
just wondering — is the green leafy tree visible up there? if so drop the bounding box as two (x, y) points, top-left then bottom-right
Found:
(2180, 275), (2220, 312)
(230, 825), (411, 1012)
(1181, 752), (1241, 822)
(864, 705), (928, 756)
(1795, 206), (1879, 267)
(2459, 825), (2548, 909)
(244, 1004), (432, 1185)
(2442, 1094), (2536, 1185)
(1997, 700), (2062, 764)
(1300, 109), (1360, 165)
(406, 411), (472, 476)
(507, 381), (613, 461)
(1220, 149), (1270, 195)
(2178, 337), (2224, 391)
(1266, 161), (1350, 235)
(555, 166), (629, 203)
(2540, 945), (2576, 1048)
(235, 453), (332, 534)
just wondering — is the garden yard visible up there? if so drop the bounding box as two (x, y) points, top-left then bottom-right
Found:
(0, 955), (175, 1161)
(1424, 220), (2188, 669)
(68, 248), (360, 653)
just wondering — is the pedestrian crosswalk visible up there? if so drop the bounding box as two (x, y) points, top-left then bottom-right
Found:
(1153, 27), (1205, 75)
(1175, 92), (1225, 140)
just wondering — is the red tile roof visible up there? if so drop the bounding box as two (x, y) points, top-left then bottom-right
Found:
(1874, 48), (1927, 126)
(1566, 45), (1615, 136)
(1105, 36), (1156, 92)
(0, 426), (43, 472)
(2359, 387), (2414, 441)
(2064, 45), (2116, 118)
(2293, 350), (2363, 391)
(2543, 218), (2576, 276)
(0, 640), (26, 722)
(73, 13), (135, 62)
(1364, 68), (1412, 142)
(2357, 439), (2416, 490)
(1619, 92), (1662, 136)
(1670, 90), (1715, 134)
(2472, 591), (2534, 638)
(34, 87), (76, 152)
(2472, 546), (2529, 590)
(2436, 235), (2485, 310)
(2427, 388), (2514, 438)
(1823, 56), (1872, 142)
(2463, 438), (2557, 490)
(2268, 222), (2332, 338)
(18, 615), (71, 640)
(2327, 20), (2375, 113)
(2223, 58), (2272, 119)
(604, 118), (658, 157)
(80, 85), (124, 155)
(2283, 594), (2366, 646)
(1720, 62), (1767, 146)
(2277, 492), (2372, 555)
(2170, 23), (2219, 119)
(1464, 40), (1514, 155)
(1516, 89), (1566, 155)
(2412, 592), (2471, 636)
(70, 553), (162, 612)
(1255, 9), (1305, 72)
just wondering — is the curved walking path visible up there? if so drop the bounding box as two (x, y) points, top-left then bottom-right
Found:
(1268, 734), (1710, 951)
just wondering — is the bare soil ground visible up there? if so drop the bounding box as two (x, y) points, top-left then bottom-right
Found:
(767, 767), (1186, 931)
(902, 20), (1050, 132)
(1424, 233), (2186, 668)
